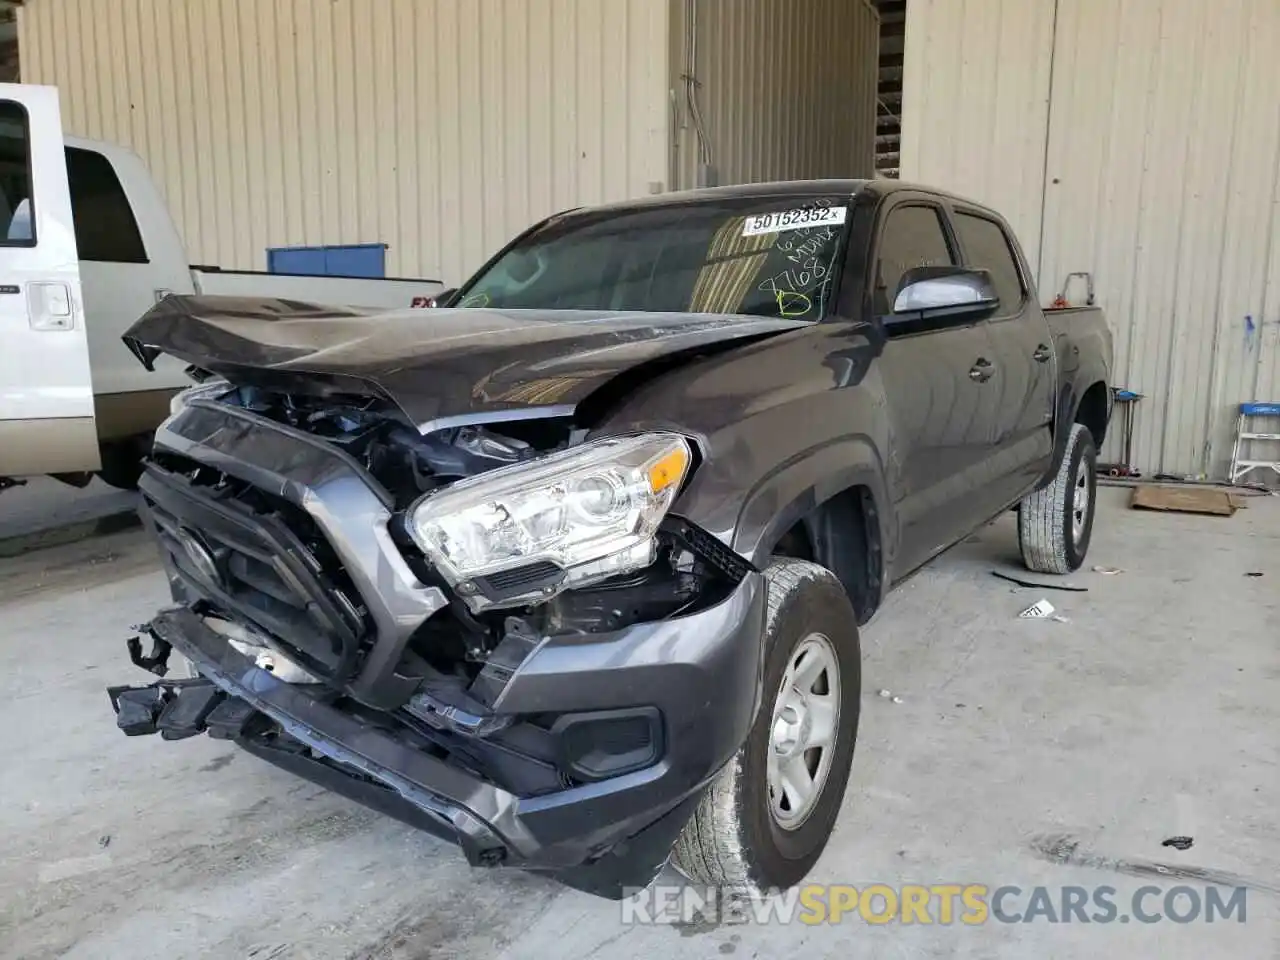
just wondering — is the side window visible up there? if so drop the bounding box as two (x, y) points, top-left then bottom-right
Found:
(65, 147), (148, 263)
(0, 100), (35, 245)
(954, 211), (1023, 313)
(873, 205), (955, 314)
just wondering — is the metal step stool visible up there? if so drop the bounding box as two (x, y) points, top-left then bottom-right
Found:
(1228, 402), (1280, 485)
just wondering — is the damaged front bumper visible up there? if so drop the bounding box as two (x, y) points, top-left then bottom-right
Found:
(110, 572), (765, 898)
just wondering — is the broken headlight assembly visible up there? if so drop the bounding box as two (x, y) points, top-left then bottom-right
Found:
(407, 433), (693, 608)
(168, 380), (230, 416)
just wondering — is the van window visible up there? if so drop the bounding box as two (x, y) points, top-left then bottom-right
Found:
(0, 100), (35, 245)
(66, 147), (148, 263)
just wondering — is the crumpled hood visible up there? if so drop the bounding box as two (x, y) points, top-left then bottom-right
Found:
(124, 295), (808, 427)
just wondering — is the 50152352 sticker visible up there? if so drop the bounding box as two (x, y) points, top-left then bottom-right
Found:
(743, 205), (847, 237)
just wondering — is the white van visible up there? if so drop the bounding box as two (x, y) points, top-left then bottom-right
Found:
(0, 84), (444, 490)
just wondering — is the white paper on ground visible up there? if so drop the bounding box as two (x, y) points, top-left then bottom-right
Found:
(1019, 598), (1056, 619)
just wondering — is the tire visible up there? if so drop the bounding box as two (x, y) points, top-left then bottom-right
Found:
(1018, 423), (1097, 574)
(672, 558), (861, 894)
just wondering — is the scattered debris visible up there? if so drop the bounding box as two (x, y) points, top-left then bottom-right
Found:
(1130, 486), (1237, 517)
(891, 696), (903, 704)
(1051, 614), (1071, 623)
(1027, 833), (1280, 895)
(1245, 571), (1264, 578)
(992, 571), (1088, 592)
(97, 835), (111, 849)
(1091, 565), (1123, 575)
(1019, 599), (1056, 619)
(1161, 836), (1194, 851)
(877, 689), (892, 699)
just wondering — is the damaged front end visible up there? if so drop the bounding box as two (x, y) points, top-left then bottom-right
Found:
(111, 382), (766, 897)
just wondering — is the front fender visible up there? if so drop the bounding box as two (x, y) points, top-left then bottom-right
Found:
(731, 435), (892, 571)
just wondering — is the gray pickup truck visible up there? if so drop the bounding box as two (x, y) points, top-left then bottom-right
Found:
(108, 180), (1112, 899)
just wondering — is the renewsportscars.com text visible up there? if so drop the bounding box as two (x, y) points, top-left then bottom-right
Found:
(621, 883), (1248, 926)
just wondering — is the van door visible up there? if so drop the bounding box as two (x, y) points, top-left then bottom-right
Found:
(0, 84), (94, 477)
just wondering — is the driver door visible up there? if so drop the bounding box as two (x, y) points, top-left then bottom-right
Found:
(0, 84), (94, 476)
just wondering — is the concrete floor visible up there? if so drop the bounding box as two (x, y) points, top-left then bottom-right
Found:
(0, 477), (138, 554)
(1, 487), (1276, 959)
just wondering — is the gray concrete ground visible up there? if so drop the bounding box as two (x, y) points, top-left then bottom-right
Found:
(0, 477), (138, 555)
(1, 488), (1276, 959)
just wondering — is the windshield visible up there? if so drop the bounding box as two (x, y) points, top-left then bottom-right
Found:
(455, 196), (850, 321)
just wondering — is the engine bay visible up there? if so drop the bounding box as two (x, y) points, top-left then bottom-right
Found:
(211, 383), (582, 507)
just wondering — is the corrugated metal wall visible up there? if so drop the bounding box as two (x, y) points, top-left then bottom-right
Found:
(899, 0), (1056, 276)
(672, 0), (878, 191)
(902, 0), (1280, 479)
(1039, 0), (1280, 479)
(18, 0), (671, 283)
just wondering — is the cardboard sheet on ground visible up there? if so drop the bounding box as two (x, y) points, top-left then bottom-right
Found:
(1130, 486), (1239, 517)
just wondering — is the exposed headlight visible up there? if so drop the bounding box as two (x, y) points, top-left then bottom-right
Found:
(169, 380), (229, 416)
(408, 433), (692, 600)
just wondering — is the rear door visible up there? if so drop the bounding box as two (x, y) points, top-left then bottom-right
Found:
(951, 208), (1055, 507)
(0, 84), (94, 475)
(870, 200), (1003, 578)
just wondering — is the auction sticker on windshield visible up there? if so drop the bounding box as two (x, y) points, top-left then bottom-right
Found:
(743, 205), (847, 237)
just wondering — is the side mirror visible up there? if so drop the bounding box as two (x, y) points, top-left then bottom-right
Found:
(427, 287), (458, 308)
(892, 267), (998, 320)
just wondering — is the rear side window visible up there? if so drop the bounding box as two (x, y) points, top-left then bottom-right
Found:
(0, 99), (35, 245)
(65, 147), (148, 263)
(954, 212), (1023, 313)
(873, 205), (955, 314)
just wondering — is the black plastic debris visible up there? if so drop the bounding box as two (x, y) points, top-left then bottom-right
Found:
(110, 685), (170, 736)
(205, 697), (261, 740)
(991, 570), (1088, 593)
(1245, 571), (1264, 577)
(157, 682), (224, 740)
(1161, 836), (1194, 851)
(126, 630), (173, 677)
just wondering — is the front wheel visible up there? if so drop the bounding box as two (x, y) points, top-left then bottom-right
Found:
(672, 559), (861, 894)
(1018, 423), (1097, 574)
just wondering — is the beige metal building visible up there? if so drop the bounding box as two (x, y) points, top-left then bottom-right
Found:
(902, 0), (1280, 479)
(19, 0), (1276, 479)
(17, 0), (878, 286)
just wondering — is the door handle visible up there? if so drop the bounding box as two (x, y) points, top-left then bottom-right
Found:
(27, 281), (74, 331)
(1033, 344), (1052, 363)
(969, 358), (994, 382)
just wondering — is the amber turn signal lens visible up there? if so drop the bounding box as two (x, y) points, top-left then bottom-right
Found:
(646, 446), (690, 494)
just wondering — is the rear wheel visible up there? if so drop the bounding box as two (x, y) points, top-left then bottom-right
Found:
(1018, 423), (1097, 574)
(672, 559), (861, 894)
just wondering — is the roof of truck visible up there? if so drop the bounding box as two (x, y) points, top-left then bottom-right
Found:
(579, 180), (872, 215)
(562, 178), (1000, 219)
